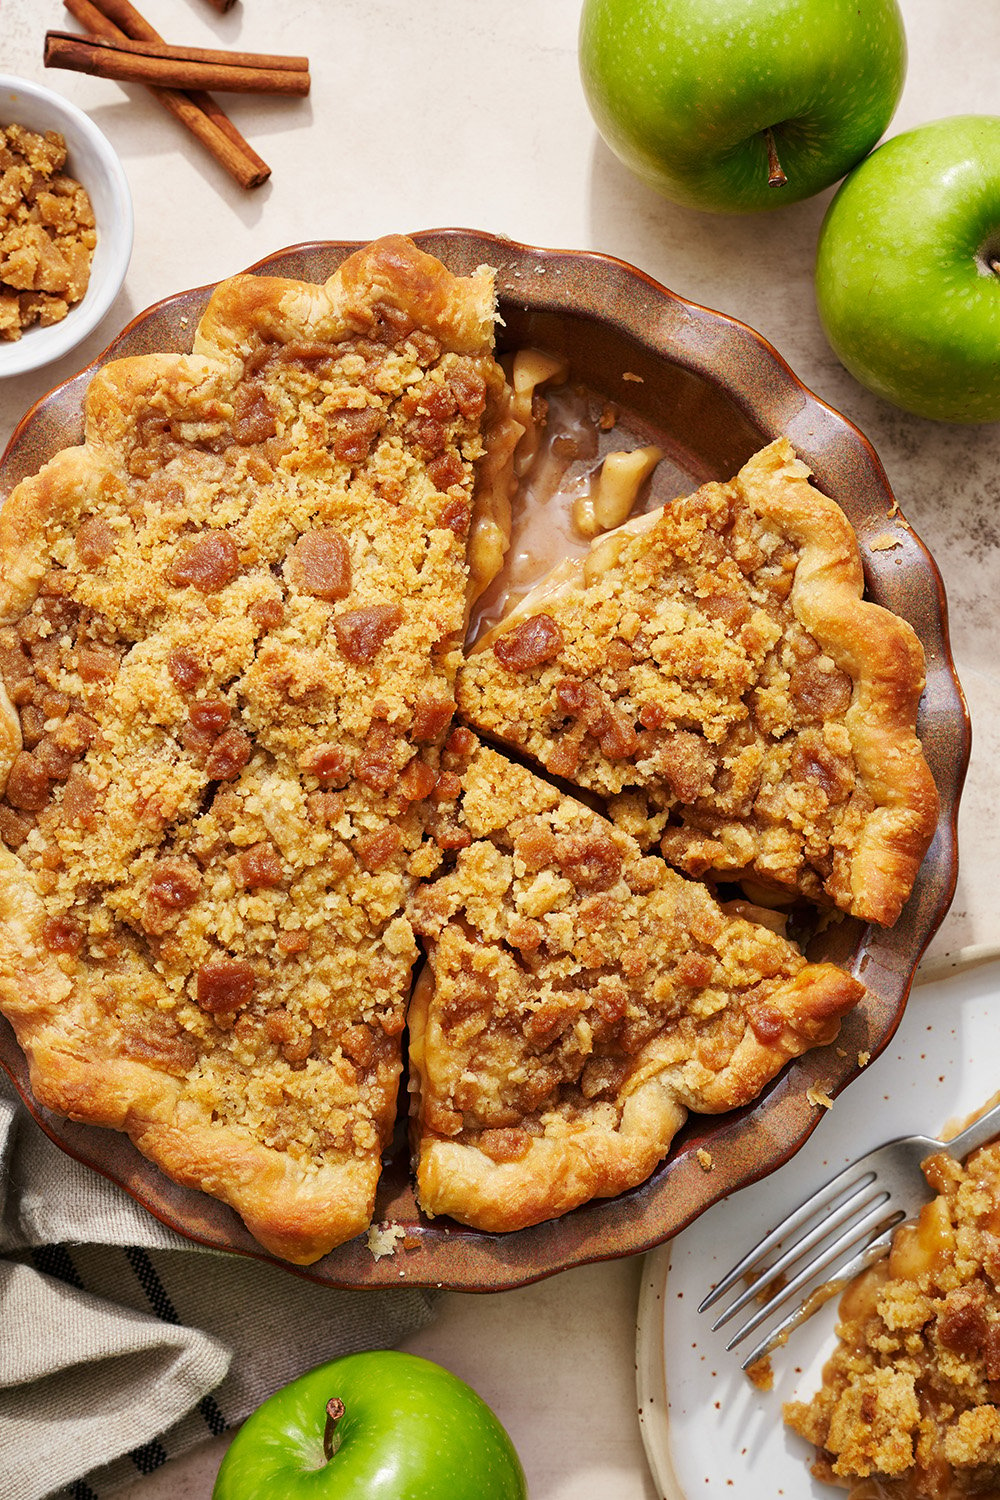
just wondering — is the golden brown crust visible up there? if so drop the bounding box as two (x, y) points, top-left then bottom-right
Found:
(458, 439), (938, 926)
(408, 740), (864, 1233)
(0, 862), (376, 1261)
(0, 235), (504, 1263)
(742, 442), (939, 926)
(194, 236), (496, 362)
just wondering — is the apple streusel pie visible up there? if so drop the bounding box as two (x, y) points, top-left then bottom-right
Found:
(786, 1137), (1000, 1497)
(0, 237), (937, 1260)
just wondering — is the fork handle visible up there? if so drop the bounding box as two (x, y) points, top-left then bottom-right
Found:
(941, 1098), (1000, 1161)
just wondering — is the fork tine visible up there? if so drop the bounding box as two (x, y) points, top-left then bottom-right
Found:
(724, 1197), (906, 1350)
(736, 1222), (900, 1371)
(698, 1157), (879, 1313)
(709, 1176), (889, 1330)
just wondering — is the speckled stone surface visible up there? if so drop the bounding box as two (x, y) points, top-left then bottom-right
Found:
(2, 1), (998, 1495)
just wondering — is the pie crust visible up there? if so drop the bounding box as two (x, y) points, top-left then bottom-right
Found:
(459, 439), (939, 927)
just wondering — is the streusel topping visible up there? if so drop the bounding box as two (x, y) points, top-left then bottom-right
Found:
(407, 734), (863, 1232)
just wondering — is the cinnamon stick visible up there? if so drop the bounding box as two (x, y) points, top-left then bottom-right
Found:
(71, 0), (275, 152)
(51, 32), (308, 74)
(62, 0), (270, 188)
(45, 31), (311, 96)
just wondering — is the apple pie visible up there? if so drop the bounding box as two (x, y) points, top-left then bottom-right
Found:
(409, 733), (864, 1232)
(785, 1138), (1000, 1497)
(458, 439), (938, 926)
(0, 237), (933, 1261)
(0, 235), (517, 1263)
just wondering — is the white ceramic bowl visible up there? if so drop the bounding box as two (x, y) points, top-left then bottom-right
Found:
(0, 75), (133, 377)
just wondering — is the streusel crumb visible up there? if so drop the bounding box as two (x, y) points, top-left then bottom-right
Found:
(0, 123), (95, 339)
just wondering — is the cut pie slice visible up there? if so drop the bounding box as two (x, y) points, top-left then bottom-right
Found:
(408, 734), (865, 1233)
(458, 439), (938, 926)
(784, 1139), (1000, 1494)
(0, 236), (517, 1263)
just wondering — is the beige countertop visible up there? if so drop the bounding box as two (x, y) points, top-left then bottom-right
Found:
(2, 1), (998, 1495)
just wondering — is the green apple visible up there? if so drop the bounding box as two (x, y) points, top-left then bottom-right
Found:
(211, 1350), (528, 1500)
(815, 115), (1000, 422)
(578, 0), (906, 213)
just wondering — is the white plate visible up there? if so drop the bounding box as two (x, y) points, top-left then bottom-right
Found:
(636, 955), (1000, 1499)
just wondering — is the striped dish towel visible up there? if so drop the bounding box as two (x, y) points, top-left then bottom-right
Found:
(0, 1075), (438, 1500)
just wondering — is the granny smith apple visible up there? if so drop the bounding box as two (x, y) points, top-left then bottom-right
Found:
(211, 1350), (528, 1500)
(578, 0), (906, 213)
(815, 115), (1000, 422)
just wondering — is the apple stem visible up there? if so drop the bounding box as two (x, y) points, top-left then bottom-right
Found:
(764, 128), (787, 189)
(323, 1397), (346, 1462)
(990, 258), (1000, 277)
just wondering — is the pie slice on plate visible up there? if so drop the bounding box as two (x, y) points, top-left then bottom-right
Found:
(784, 1137), (1000, 1493)
(0, 236), (517, 1263)
(458, 439), (938, 927)
(408, 734), (865, 1232)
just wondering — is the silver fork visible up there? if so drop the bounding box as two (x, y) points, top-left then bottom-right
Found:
(699, 1096), (1000, 1370)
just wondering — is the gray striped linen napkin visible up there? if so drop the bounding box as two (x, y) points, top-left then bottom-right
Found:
(0, 1074), (438, 1500)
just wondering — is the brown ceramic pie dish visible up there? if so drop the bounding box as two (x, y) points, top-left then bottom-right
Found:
(0, 230), (969, 1291)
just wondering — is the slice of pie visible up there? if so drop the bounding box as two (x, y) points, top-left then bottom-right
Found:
(458, 439), (938, 927)
(0, 236), (517, 1263)
(408, 733), (865, 1233)
(784, 1138), (1000, 1495)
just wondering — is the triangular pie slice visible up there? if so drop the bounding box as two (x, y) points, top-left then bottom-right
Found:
(458, 439), (938, 927)
(0, 236), (518, 1263)
(783, 1138), (1000, 1492)
(408, 734), (865, 1232)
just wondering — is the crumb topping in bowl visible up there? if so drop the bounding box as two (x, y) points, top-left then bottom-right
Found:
(0, 122), (95, 341)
